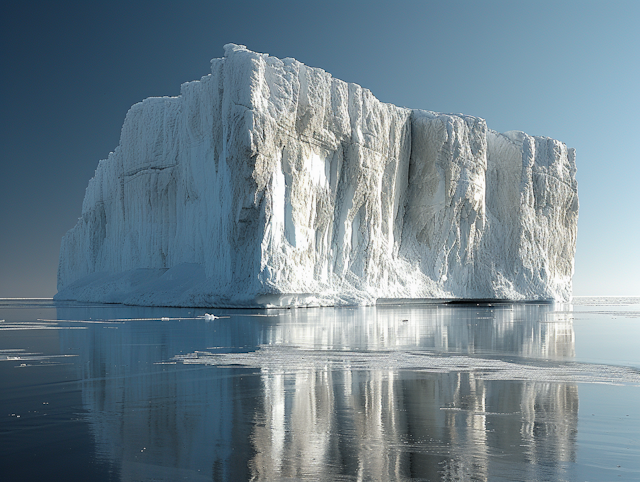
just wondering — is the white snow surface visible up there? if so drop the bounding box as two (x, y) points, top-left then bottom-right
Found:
(56, 45), (579, 307)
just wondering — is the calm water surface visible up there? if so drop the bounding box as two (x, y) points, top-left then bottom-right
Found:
(1, 297), (639, 481)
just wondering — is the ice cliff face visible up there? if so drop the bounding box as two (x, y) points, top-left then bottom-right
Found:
(56, 44), (579, 307)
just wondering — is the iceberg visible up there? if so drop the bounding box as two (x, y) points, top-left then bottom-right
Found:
(55, 44), (578, 307)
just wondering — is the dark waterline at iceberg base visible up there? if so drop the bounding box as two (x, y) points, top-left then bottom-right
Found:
(1, 298), (639, 481)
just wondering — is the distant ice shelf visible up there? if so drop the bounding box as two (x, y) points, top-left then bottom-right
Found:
(55, 44), (579, 308)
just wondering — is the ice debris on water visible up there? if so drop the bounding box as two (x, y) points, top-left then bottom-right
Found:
(55, 44), (578, 308)
(174, 345), (640, 386)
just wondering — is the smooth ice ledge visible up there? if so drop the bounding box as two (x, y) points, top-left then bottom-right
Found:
(56, 45), (579, 307)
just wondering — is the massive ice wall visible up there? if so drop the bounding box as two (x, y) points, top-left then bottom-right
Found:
(56, 44), (578, 307)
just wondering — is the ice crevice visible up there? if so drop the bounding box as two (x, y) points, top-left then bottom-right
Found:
(123, 164), (178, 179)
(56, 45), (578, 308)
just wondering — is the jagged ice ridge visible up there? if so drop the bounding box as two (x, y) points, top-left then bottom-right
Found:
(56, 44), (579, 307)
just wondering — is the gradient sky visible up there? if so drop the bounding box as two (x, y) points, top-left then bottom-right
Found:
(1, 0), (638, 297)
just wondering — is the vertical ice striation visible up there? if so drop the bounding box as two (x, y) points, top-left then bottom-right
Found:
(56, 45), (578, 307)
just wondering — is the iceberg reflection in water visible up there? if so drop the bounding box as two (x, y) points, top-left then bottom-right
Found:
(50, 302), (609, 481)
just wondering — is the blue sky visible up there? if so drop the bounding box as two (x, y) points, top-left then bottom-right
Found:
(1, 0), (638, 297)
